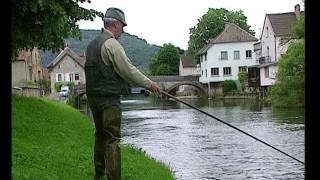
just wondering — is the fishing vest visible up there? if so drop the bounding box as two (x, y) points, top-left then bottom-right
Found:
(85, 31), (131, 96)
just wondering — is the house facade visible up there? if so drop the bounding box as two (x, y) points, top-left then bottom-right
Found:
(179, 55), (200, 76)
(47, 47), (86, 93)
(178, 55), (200, 94)
(197, 23), (258, 96)
(257, 4), (300, 87)
(12, 47), (44, 86)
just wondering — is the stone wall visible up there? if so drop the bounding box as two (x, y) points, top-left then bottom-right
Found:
(12, 86), (43, 97)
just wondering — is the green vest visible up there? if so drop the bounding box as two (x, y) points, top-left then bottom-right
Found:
(85, 31), (131, 96)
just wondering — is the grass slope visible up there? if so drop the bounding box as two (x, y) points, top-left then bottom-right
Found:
(12, 96), (175, 179)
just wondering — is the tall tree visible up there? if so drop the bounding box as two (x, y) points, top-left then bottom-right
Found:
(186, 8), (255, 57)
(11, 0), (103, 61)
(270, 12), (305, 107)
(149, 43), (180, 75)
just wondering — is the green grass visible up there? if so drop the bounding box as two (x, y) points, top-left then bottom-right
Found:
(12, 95), (175, 180)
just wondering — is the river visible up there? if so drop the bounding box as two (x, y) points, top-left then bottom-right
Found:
(116, 94), (305, 180)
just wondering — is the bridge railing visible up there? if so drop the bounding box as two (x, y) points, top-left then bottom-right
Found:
(148, 75), (200, 82)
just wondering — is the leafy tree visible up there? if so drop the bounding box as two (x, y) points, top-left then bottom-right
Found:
(11, 0), (103, 61)
(293, 12), (305, 39)
(238, 72), (248, 91)
(149, 43), (180, 75)
(270, 9), (305, 108)
(186, 8), (255, 57)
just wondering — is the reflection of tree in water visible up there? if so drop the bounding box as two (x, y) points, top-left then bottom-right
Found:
(271, 107), (305, 124)
(207, 99), (264, 112)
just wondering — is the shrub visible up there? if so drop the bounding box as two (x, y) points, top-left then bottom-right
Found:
(54, 82), (64, 92)
(238, 72), (248, 91)
(222, 80), (237, 96)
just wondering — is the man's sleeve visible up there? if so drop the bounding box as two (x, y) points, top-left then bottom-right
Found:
(101, 39), (152, 89)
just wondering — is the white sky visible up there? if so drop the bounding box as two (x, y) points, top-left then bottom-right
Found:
(78, 0), (304, 50)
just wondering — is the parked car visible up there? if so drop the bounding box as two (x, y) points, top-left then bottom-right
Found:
(59, 86), (70, 97)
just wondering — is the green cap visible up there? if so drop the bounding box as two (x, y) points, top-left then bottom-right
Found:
(103, 7), (127, 26)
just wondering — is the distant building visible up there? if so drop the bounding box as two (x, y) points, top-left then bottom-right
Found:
(197, 22), (258, 96)
(47, 47), (86, 93)
(254, 4), (301, 88)
(179, 55), (200, 76)
(178, 55), (200, 95)
(12, 47), (44, 86)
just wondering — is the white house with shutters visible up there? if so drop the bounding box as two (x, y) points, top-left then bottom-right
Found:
(47, 47), (86, 93)
(197, 22), (258, 95)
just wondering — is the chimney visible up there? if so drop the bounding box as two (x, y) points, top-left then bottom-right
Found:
(294, 4), (300, 20)
(223, 15), (229, 28)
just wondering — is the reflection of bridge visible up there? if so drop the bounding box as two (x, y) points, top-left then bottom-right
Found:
(73, 75), (207, 98)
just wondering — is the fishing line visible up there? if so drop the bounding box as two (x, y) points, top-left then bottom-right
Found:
(160, 90), (305, 165)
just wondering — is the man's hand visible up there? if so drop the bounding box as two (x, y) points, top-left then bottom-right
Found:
(148, 82), (161, 94)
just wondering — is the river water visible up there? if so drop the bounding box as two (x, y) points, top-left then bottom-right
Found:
(117, 94), (305, 180)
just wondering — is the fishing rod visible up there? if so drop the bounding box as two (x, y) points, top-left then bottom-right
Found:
(160, 90), (305, 165)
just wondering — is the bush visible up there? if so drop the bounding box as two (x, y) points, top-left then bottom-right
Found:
(238, 72), (248, 91)
(222, 80), (237, 96)
(54, 82), (64, 92)
(27, 80), (36, 86)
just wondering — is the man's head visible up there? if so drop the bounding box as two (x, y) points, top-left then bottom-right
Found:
(103, 7), (127, 27)
(103, 7), (126, 39)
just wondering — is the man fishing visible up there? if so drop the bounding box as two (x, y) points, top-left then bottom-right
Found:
(84, 7), (161, 180)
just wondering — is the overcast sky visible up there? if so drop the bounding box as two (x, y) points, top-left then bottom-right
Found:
(78, 0), (304, 50)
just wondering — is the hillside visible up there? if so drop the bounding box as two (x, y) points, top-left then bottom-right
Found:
(12, 96), (175, 179)
(40, 29), (161, 69)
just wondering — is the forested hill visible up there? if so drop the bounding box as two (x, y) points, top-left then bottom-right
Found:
(40, 29), (161, 69)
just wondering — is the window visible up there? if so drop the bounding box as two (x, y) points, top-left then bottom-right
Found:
(201, 70), (203, 76)
(205, 69), (207, 77)
(245, 50), (252, 59)
(58, 65), (60, 69)
(239, 66), (247, 73)
(223, 67), (231, 75)
(266, 27), (269, 38)
(75, 73), (80, 80)
(221, 51), (228, 60)
(234, 51), (240, 60)
(204, 53), (207, 61)
(58, 74), (62, 82)
(265, 67), (269, 78)
(211, 68), (219, 76)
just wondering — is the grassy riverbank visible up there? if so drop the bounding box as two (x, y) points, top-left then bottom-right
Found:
(12, 95), (175, 179)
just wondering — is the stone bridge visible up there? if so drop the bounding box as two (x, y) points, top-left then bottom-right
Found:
(72, 75), (207, 98)
(148, 75), (207, 96)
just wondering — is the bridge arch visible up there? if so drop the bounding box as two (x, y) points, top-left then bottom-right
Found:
(166, 82), (208, 97)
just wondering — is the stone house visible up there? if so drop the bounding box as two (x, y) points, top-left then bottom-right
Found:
(47, 47), (86, 93)
(12, 47), (44, 86)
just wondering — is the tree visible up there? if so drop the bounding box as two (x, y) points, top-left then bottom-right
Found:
(11, 0), (103, 61)
(149, 43), (180, 75)
(186, 8), (255, 57)
(270, 11), (305, 108)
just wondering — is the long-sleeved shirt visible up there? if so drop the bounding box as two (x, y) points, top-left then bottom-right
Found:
(100, 30), (152, 89)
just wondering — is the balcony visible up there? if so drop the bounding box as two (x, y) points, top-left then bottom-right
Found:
(259, 56), (271, 64)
